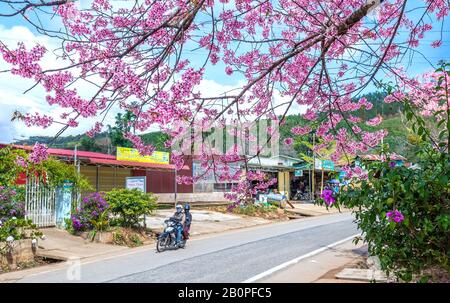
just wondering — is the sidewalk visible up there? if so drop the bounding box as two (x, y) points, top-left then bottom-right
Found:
(259, 239), (369, 283)
(35, 228), (128, 261)
(286, 202), (351, 217)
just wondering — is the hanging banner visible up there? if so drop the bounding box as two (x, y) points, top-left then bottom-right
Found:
(117, 147), (169, 164)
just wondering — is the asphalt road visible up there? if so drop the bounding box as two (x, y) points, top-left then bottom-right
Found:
(18, 212), (357, 283)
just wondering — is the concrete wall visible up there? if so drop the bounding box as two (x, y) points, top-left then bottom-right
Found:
(155, 192), (230, 204)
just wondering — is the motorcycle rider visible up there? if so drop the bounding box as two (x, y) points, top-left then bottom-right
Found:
(183, 203), (192, 239)
(172, 204), (185, 247)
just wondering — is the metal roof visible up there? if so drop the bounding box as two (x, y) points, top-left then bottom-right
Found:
(2, 143), (189, 170)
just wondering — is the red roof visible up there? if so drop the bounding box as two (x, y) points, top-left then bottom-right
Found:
(48, 148), (116, 160)
(3, 144), (115, 160)
(1, 143), (189, 170)
(88, 158), (180, 170)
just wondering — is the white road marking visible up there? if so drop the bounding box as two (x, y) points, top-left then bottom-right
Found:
(242, 233), (360, 283)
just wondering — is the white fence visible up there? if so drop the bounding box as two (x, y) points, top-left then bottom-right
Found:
(25, 176), (56, 227)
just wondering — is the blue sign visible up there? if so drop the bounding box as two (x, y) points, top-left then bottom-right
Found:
(294, 170), (303, 177)
(322, 160), (335, 171)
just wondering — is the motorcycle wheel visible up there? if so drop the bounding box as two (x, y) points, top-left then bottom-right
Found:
(178, 240), (186, 249)
(156, 235), (169, 252)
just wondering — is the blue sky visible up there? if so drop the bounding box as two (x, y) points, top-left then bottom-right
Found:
(0, 1), (449, 143)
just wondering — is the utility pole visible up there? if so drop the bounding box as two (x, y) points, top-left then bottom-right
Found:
(312, 133), (316, 201)
(74, 144), (80, 173)
(174, 168), (178, 208)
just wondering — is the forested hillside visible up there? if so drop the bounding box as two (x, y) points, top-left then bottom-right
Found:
(14, 92), (416, 161)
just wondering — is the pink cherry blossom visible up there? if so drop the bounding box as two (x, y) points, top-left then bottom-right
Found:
(284, 137), (294, 146)
(366, 115), (383, 126)
(15, 156), (27, 168)
(0, 0), (447, 202)
(28, 143), (48, 164)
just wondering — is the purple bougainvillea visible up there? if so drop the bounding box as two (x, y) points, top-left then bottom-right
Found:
(386, 210), (404, 223)
(321, 189), (335, 206)
(70, 192), (109, 231)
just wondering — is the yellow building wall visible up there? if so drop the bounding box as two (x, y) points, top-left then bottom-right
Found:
(80, 166), (132, 193)
(278, 171), (290, 198)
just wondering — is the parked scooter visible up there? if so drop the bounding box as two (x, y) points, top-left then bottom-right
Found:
(156, 217), (189, 252)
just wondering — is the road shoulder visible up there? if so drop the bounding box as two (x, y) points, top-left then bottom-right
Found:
(259, 239), (368, 283)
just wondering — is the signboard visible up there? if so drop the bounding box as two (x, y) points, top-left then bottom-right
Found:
(314, 159), (335, 171)
(126, 176), (147, 192)
(117, 147), (169, 164)
(322, 160), (335, 171)
(293, 163), (311, 170)
(294, 170), (303, 177)
(314, 159), (322, 170)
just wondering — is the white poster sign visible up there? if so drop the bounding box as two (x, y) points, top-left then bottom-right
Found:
(125, 176), (147, 192)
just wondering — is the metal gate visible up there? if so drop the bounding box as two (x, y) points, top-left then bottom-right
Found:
(25, 175), (56, 227)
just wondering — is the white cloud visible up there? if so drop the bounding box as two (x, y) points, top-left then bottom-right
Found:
(0, 25), (119, 143)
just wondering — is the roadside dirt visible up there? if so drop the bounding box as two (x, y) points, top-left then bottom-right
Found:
(196, 205), (297, 221)
(0, 256), (61, 274)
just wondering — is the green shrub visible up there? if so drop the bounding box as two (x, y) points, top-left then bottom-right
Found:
(333, 151), (449, 281)
(105, 188), (157, 228)
(321, 74), (450, 282)
(0, 147), (27, 186)
(0, 186), (25, 220)
(0, 217), (43, 254)
(69, 192), (110, 232)
(129, 234), (143, 247)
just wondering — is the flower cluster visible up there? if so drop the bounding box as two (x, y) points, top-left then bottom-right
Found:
(70, 192), (109, 231)
(386, 210), (404, 223)
(0, 186), (25, 221)
(24, 113), (53, 129)
(28, 142), (48, 164)
(15, 156), (28, 168)
(321, 189), (335, 206)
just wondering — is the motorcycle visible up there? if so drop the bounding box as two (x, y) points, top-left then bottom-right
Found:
(156, 217), (189, 252)
(293, 189), (311, 201)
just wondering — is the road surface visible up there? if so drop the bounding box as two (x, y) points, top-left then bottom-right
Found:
(18, 212), (358, 283)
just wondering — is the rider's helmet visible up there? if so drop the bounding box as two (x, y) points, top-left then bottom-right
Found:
(176, 204), (183, 213)
(184, 203), (190, 212)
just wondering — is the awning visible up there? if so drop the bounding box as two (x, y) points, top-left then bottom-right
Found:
(87, 158), (189, 171)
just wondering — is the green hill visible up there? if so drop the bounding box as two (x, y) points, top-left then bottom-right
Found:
(14, 92), (416, 160)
